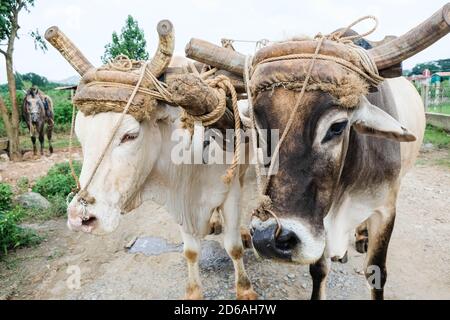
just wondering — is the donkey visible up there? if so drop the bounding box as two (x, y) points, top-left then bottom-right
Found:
(22, 87), (54, 155)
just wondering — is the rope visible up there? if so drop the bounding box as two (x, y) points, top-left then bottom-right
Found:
(246, 15), (383, 238)
(181, 74), (243, 184)
(67, 60), (152, 216)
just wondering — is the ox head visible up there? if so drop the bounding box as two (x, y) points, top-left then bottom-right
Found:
(25, 87), (44, 124)
(46, 21), (175, 235)
(249, 40), (416, 264)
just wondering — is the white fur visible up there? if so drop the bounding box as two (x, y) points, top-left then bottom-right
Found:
(67, 56), (255, 298)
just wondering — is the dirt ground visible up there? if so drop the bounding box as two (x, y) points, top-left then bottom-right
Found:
(0, 148), (449, 300)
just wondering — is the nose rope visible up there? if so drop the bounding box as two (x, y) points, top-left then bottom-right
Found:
(67, 59), (152, 216)
(245, 16), (380, 239)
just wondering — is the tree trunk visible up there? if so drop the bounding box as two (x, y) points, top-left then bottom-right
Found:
(5, 54), (21, 161)
(1, 5), (22, 161)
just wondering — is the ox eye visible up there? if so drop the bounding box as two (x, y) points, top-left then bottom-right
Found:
(322, 120), (348, 143)
(120, 132), (139, 144)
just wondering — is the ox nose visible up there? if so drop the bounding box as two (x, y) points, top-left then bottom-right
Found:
(67, 205), (98, 233)
(251, 224), (299, 261)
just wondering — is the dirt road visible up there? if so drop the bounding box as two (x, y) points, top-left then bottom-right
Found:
(0, 149), (449, 300)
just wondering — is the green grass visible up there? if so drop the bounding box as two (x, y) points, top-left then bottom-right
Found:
(19, 133), (80, 151)
(424, 124), (450, 149)
(428, 103), (450, 115)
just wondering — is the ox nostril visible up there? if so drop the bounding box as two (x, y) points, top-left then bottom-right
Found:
(275, 229), (299, 251)
(81, 216), (97, 227)
(252, 224), (296, 261)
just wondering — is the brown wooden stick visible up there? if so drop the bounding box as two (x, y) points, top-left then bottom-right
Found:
(45, 26), (94, 76)
(186, 4), (450, 74)
(185, 38), (246, 76)
(368, 3), (450, 70)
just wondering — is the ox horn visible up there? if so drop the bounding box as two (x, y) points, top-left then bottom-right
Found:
(45, 19), (175, 80)
(45, 26), (94, 76)
(368, 3), (450, 70)
(143, 19), (175, 82)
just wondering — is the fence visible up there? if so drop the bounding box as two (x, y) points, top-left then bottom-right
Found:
(416, 81), (450, 114)
(415, 81), (450, 131)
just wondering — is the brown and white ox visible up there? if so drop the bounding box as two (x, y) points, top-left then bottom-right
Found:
(65, 56), (257, 300)
(249, 39), (425, 300)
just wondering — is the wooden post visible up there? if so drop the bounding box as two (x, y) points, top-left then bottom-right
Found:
(424, 83), (430, 112)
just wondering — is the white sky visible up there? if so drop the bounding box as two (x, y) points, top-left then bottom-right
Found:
(1, 0), (450, 83)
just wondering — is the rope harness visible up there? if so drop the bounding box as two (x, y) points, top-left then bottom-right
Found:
(245, 16), (384, 238)
(67, 56), (243, 216)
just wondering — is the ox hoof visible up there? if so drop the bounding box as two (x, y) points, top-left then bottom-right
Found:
(209, 221), (222, 235)
(237, 288), (258, 300)
(338, 251), (348, 264)
(185, 285), (203, 300)
(355, 238), (368, 253)
(241, 227), (252, 249)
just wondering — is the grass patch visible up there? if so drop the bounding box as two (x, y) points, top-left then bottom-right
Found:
(0, 207), (42, 257)
(424, 124), (450, 149)
(428, 103), (450, 115)
(19, 133), (80, 151)
(435, 157), (450, 168)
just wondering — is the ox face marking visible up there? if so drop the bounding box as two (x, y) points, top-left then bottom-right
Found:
(67, 111), (163, 235)
(250, 89), (416, 264)
(26, 96), (43, 124)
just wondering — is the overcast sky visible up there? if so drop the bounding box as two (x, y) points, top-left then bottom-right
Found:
(1, 0), (449, 83)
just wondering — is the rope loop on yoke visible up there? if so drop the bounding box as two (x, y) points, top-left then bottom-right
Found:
(181, 72), (243, 185)
(247, 15), (383, 239)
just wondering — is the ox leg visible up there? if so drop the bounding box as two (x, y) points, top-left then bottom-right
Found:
(309, 254), (330, 300)
(38, 130), (45, 155)
(355, 221), (369, 254)
(181, 231), (203, 300)
(364, 206), (396, 300)
(47, 121), (54, 154)
(222, 186), (257, 300)
(31, 136), (37, 155)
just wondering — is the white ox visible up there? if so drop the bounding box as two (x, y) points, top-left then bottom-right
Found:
(66, 57), (257, 300)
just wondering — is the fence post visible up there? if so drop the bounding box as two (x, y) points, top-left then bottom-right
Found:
(422, 82), (429, 111)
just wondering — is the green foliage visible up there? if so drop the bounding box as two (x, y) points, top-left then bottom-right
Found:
(0, 181), (41, 256)
(101, 15), (149, 63)
(424, 124), (450, 149)
(16, 177), (29, 194)
(0, 183), (13, 212)
(0, 206), (41, 256)
(0, 0), (36, 43)
(32, 161), (82, 198)
(1, 83), (74, 137)
(408, 59), (450, 76)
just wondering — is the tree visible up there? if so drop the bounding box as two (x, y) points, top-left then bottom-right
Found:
(0, 0), (46, 161)
(409, 59), (450, 76)
(101, 15), (149, 64)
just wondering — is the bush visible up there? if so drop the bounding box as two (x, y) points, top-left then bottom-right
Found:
(0, 206), (41, 256)
(16, 177), (30, 194)
(0, 183), (13, 212)
(32, 161), (82, 198)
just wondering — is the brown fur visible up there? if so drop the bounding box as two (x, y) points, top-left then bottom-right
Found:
(185, 283), (203, 300)
(184, 250), (198, 263)
(230, 247), (243, 260)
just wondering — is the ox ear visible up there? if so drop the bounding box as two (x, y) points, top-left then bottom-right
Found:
(351, 96), (416, 142)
